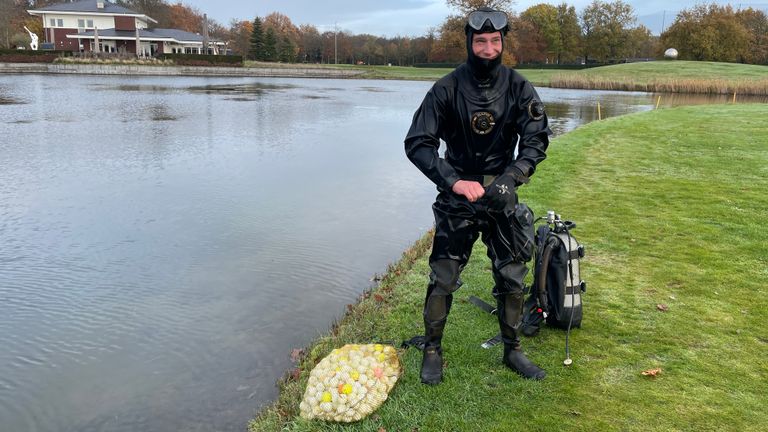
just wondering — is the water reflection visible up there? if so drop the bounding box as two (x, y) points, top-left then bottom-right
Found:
(187, 82), (296, 95)
(0, 96), (24, 105)
(0, 74), (764, 432)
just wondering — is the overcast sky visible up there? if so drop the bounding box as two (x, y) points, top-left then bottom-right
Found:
(183, 0), (768, 36)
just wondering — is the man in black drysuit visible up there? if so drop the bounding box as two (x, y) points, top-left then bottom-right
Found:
(404, 7), (550, 384)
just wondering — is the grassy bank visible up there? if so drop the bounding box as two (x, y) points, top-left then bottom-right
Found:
(249, 102), (768, 431)
(241, 60), (768, 95)
(549, 61), (768, 95)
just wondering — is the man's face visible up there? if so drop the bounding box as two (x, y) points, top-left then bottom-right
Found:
(472, 31), (503, 60)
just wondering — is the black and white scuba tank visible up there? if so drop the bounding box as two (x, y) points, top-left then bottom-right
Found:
(522, 212), (586, 335)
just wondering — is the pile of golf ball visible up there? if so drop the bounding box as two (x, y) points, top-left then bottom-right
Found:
(299, 344), (401, 422)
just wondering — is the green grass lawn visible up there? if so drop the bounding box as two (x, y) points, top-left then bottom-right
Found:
(576, 60), (768, 83)
(250, 103), (768, 431)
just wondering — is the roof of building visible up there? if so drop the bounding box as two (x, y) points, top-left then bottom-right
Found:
(31, 0), (140, 15)
(69, 28), (221, 44)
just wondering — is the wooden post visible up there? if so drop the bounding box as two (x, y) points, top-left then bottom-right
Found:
(732, 91), (737, 103)
(656, 95), (662, 109)
(597, 102), (602, 120)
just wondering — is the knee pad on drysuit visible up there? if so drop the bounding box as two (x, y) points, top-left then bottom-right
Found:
(492, 263), (528, 297)
(424, 259), (462, 324)
(427, 259), (462, 297)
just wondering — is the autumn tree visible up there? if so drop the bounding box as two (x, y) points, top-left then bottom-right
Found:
(736, 8), (768, 64)
(445, 0), (515, 15)
(556, 3), (581, 63)
(167, 3), (203, 33)
(625, 25), (657, 59)
(511, 16), (548, 63)
(297, 24), (322, 63)
(228, 19), (253, 56)
(249, 17), (264, 60)
(581, 0), (637, 62)
(0, 0), (32, 49)
(430, 15), (465, 63)
(263, 12), (300, 60)
(413, 29), (436, 64)
(117, 0), (171, 27)
(660, 4), (751, 62)
(521, 4), (558, 57)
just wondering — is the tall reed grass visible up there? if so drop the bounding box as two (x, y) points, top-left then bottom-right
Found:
(549, 74), (768, 96)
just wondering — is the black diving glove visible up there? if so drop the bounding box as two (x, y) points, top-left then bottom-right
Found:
(484, 167), (529, 212)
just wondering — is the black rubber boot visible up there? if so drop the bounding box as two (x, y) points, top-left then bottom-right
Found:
(420, 293), (451, 385)
(420, 259), (460, 385)
(503, 345), (546, 380)
(495, 268), (546, 380)
(420, 346), (444, 385)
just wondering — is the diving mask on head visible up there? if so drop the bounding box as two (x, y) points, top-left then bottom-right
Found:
(465, 9), (509, 34)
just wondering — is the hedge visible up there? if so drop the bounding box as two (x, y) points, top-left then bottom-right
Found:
(160, 53), (243, 67)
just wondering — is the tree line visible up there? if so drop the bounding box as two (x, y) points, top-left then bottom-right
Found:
(1, 0), (766, 65)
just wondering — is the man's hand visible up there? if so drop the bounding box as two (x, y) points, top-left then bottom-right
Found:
(452, 180), (485, 202)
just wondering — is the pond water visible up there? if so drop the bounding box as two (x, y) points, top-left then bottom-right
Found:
(0, 74), (764, 432)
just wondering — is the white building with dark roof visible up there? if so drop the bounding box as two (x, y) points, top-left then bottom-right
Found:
(27, 0), (224, 55)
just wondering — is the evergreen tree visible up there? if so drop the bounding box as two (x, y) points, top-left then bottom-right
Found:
(263, 27), (277, 61)
(249, 16), (264, 60)
(279, 36), (295, 63)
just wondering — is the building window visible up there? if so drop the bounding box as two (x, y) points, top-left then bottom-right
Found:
(78, 19), (85, 28)
(57, 19), (63, 27)
(50, 18), (55, 27)
(87, 20), (93, 28)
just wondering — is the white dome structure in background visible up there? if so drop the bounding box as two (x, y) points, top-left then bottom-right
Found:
(664, 48), (679, 59)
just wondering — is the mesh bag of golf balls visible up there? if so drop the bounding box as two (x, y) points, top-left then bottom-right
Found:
(299, 343), (401, 422)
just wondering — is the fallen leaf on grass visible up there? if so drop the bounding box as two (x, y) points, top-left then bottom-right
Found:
(656, 304), (669, 312)
(289, 368), (301, 380)
(290, 348), (304, 362)
(641, 368), (662, 377)
(378, 428), (387, 432)
(374, 293), (385, 302)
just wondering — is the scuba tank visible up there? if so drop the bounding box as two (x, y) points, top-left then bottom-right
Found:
(522, 211), (586, 336)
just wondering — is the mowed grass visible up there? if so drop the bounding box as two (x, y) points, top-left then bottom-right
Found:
(550, 61), (768, 95)
(576, 60), (768, 82)
(249, 103), (768, 432)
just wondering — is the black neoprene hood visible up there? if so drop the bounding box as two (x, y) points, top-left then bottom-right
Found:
(464, 8), (509, 80)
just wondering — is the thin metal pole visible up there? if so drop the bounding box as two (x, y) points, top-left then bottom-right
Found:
(334, 23), (338, 64)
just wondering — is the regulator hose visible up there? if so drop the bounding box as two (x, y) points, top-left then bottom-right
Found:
(536, 237), (558, 311)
